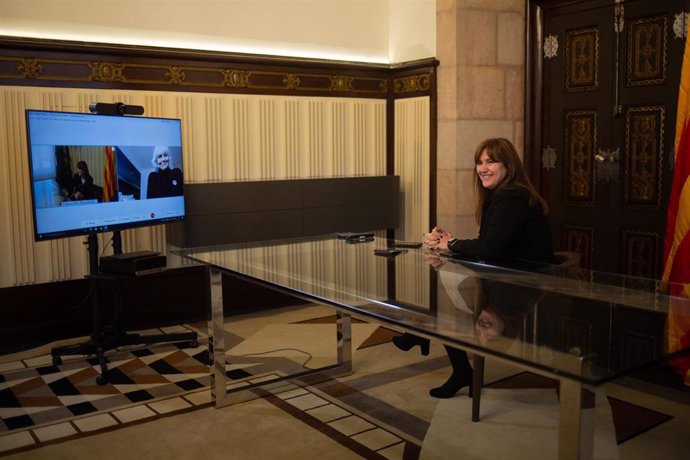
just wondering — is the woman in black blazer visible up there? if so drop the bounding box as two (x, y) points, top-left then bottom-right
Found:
(393, 137), (554, 398)
(71, 160), (95, 200)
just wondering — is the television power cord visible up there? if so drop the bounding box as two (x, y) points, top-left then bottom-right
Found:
(230, 348), (315, 370)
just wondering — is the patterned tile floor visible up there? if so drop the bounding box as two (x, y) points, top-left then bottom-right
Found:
(0, 319), (420, 458)
(1, 367), (418, 458)
(0, 326), (211, 433)
(0, 305), (688, 459)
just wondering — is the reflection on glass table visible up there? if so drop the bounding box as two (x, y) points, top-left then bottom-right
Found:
(173, 234), (690, 460)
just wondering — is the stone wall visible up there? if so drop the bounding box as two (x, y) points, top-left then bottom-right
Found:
(436, 0), (526, 238)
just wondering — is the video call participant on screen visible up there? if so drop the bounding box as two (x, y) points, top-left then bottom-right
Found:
(147, 145), (183, 199)
(71, 160), (95, 200)
(393, 137), (554, 398)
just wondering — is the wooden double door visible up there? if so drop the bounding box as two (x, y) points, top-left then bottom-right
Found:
(533, 0), (688, 277)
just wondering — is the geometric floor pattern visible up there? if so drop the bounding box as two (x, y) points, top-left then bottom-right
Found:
(0, 374), (419, 459)
(423, 387), (620, 459)
(0, 321), (419, 458)
(0, 351), (418, 459)
(0, 315), (677, 458)
(0, 326), (213, 433)
(484, 372), (674, 445)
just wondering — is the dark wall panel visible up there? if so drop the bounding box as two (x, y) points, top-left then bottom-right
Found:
(170, 176), (399, 247)
(184, 180), (304, 214)
(303, 204), (399, 235)
(181, 210), (305, 247)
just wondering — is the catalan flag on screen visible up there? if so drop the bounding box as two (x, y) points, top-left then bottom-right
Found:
(663, 32), (690, 386)
(103, 146), (116, 202)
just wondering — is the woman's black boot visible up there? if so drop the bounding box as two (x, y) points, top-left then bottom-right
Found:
(429, 346), (473, 398)
(392, 333), (430, 356)
(429, 373), (473, 398)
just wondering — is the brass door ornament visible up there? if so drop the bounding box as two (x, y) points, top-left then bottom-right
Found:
(544, 35), (559, 59)
(673, 11), (688, 39)
(542, 145), (557, 170)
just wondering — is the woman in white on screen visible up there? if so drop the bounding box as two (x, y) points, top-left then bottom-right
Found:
(146, 145), (183, 199)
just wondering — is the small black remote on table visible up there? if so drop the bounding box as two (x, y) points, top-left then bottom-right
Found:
(393, 241), (423, 248)
(374, 248), (407, 257)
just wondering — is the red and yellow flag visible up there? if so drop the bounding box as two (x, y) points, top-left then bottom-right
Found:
(103, 146), (116, 202)
(663, 34), (690, 385)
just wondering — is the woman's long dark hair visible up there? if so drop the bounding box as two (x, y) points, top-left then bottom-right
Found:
(474, 278), (546, 340)
(76, 160), (91, 178)
(472, 138), (548, 224)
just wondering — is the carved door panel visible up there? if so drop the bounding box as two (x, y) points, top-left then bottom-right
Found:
(541, 0), (687, 276)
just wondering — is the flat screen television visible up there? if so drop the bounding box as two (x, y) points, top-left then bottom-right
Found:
(26, 109), (186, 241)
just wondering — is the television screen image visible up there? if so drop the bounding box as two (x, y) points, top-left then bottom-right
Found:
(26, 110), (186, 241)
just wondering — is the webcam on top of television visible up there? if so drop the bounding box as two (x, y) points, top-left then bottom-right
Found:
(89, 102), (144, 116)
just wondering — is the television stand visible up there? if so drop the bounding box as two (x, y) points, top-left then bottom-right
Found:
(51, 234), (197, 385)
(51, 271), (198, 385)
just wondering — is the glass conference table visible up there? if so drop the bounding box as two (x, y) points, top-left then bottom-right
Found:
(173, 234), (690, 460)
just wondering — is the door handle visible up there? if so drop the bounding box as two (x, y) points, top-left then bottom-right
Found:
(595, 148), (621, 182)
(595, 148), (620, 163)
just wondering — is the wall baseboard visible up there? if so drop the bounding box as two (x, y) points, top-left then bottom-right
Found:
(0, 265), (303, 353)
